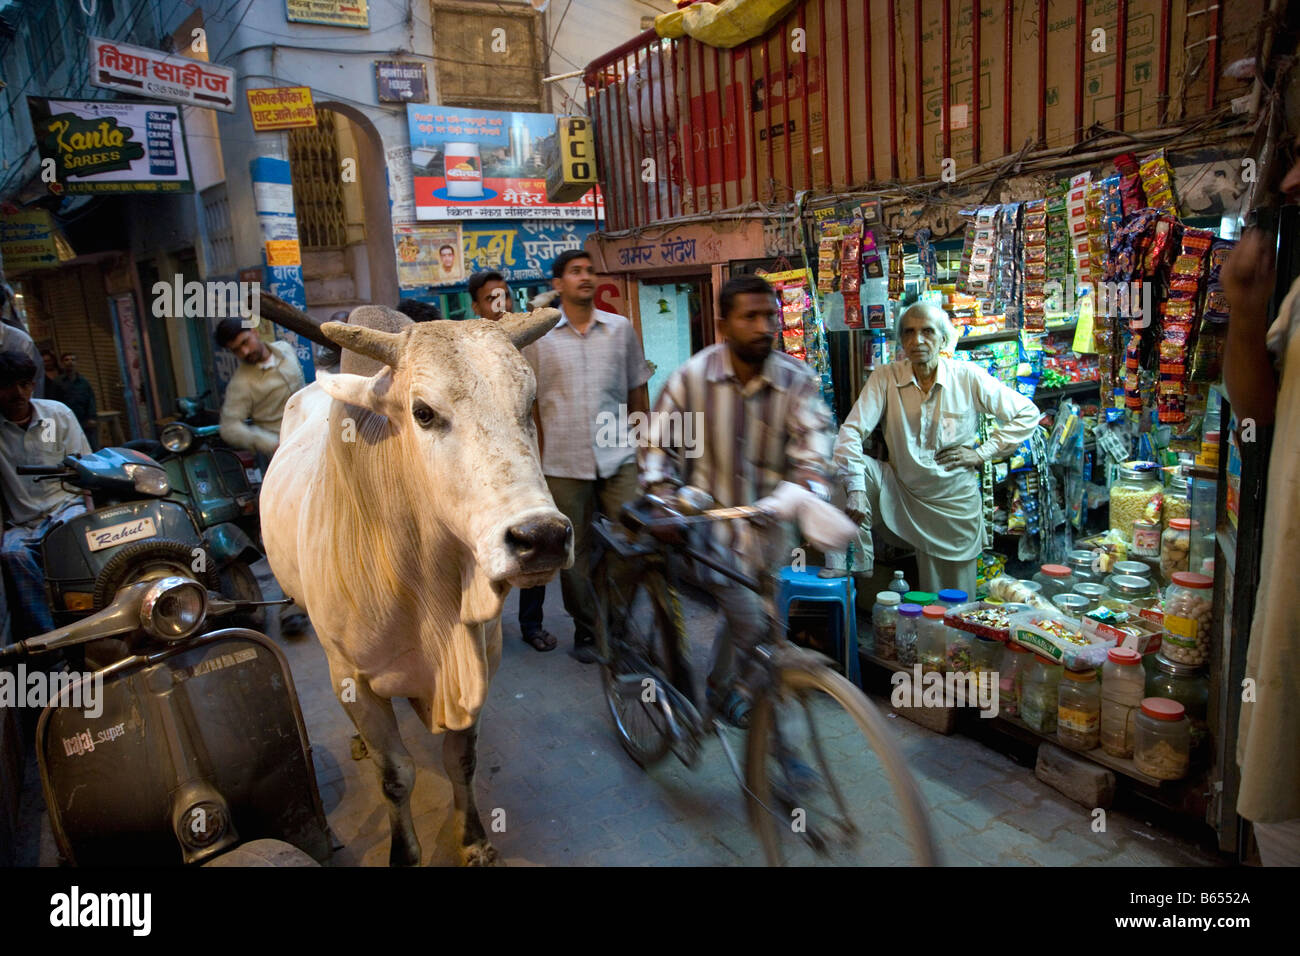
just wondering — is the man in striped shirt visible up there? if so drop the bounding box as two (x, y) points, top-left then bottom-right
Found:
(641, 274), (834, 725)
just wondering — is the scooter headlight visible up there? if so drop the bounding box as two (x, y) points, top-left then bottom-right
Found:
(140, 576), (207, 641)
(161, 423), (194, 453)
(124, 463), (170, 496)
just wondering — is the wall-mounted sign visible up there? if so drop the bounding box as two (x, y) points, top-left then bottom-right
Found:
(88, 37), (235, 112)
(461, 220), (598, 284)
(587, 219), (784, 274)
(545, 116), (598, 203)
(286, 0), (369, 29)
(407, 105), (603, 220)
(394, 223), (465, 287)
(246, 87), (316, 131)
(250, 156), (315, 384)
(28, 97), (193, 194)
(0, 209), (63, 271)
(375, 61), (428, 103)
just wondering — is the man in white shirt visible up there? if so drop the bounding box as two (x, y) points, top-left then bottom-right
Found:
(523, 250), (652, 662)
(833, 302), (1039, 597)
(0, 349), (91, 635)
(215, 318), (305, 457)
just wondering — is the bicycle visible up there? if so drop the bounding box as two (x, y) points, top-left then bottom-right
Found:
(589, 482), (937, 866)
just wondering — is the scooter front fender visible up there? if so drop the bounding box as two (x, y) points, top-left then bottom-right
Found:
(204, 522), (262, 568)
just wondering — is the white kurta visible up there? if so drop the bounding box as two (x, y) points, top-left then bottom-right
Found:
(834, 358), (1040, 562)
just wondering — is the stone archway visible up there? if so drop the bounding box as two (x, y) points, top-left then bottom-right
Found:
(288, 102), (399, 320)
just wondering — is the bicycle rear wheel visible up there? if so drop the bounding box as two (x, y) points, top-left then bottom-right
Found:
(744, 648), (937, 866)
(593, 555), (684, 769)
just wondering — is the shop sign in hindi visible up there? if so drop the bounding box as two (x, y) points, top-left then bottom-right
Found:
(0, 209), (62, 270)
(286, 0), (369, 28)
(375, 61), (428, 103)
(27, 98), (193, 194)
(407, 105), (603, 220)
(394, 223), (465, 287)
(88, 37), (235, 112)
(461, 220), (598, 284)
(246, 87), (317, 131)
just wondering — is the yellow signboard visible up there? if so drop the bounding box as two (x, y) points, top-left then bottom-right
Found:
(546, 116), (598, 203)
(265, 239), (302, 267)
(0, 209), (63, 271)
(246, 87), (317, 131)
(286, 0), (369, 29)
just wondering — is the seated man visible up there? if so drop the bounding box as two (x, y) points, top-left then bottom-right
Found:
(641, 275), (834, 726)
(832, 302), (1039, 597)
(0, 350), (91, 636)
(216, 318), (305, 457)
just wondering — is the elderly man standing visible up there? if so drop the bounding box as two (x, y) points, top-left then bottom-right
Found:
(524, 250), (652, 663)
(833, 302), (1039, 597)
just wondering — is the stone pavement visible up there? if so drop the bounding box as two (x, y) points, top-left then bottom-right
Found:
(16, 561), (1226, 867)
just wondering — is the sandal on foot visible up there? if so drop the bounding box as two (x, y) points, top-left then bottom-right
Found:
(522, 629), (557, 652)
(706, 685), (752, 729)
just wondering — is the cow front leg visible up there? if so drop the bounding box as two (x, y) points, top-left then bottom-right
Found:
(443, 721), (500, 866)
(338, 674), (422, 867)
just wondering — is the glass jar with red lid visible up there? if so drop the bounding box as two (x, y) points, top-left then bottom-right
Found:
(1031, 564), (1075, 601)
(1134, 698), (1191, 780)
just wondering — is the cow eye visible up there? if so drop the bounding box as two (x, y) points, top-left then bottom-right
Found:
(412, 401), (448, 430)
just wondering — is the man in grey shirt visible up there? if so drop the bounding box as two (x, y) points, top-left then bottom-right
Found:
(523, 250), (652, 662)
(0, 350), (90, 636)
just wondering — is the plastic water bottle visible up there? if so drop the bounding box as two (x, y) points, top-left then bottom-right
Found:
(889, 570), (910, 597)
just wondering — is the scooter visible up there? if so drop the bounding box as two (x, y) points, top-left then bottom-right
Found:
(18, 448), (262, 629)
(0, 575), (332, 866)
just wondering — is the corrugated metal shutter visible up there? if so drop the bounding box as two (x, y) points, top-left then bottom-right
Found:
(39, 266), (126, 421)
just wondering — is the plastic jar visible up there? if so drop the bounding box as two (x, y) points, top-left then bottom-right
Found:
(937, 588), (969, 609)
(917, 606), (949, 674)
(1032, 564), (1075, 600)
(1147, 652), (1210, 760)
(1113, 560), (1152, 581)
(970, 634), (1002, 675)
(1132, 519), (1162, 558)
(895, 604), (923, 666)
(1103, 574), (1156, 612)
(1163, 470), (1191, 530)
(999, 642), (1030, 718)
(904, 591), (938, 608)
(1100, 647), (1145, 757)
(1162, 572), (1213, 667)
(1052, 593), (1091, 618)
(1065, 549), (1100, 585)
(1111, 461), (1164, 543)
(1074, 583), (1107, 611)
(1020, 655), (1063, 733)
(1134, 698), (1191, 780)
(871, 591), (900, 660)
(1057, 669), (1101, 751)
(945, 619), (973, 673)
(1160, 518), (1194, 579)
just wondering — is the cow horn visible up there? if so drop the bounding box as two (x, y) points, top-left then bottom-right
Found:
(321, 322), (404, 368)
(498, 307), (561, 350)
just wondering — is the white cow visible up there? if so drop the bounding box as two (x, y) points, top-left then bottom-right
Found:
(261, 304), (572, 866)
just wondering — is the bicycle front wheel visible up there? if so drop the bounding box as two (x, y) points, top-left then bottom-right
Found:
(744, 649), (937, 866)
(593, 560), (684, 769)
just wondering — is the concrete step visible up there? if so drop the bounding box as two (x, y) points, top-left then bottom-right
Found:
(302, 249), (348, 281)
(304, 274), (356, 305)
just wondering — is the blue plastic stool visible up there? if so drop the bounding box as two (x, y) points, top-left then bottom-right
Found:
(777, 566), (861, 687)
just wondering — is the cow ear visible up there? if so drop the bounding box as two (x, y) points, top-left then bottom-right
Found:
(317, 369), (400, 416)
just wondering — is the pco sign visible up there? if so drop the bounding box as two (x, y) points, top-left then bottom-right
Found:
(545, 116), (598, 203)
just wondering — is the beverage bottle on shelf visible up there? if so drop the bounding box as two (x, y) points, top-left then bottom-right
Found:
(889, 570), (910, 597)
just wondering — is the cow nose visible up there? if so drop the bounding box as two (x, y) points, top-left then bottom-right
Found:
(506, 517), (571, 563)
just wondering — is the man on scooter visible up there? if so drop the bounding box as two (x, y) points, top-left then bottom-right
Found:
(215, 318), (304, 458)
(0, 349), (91, 636)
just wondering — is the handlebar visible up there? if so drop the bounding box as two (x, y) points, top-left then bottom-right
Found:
(16, 463), (68, 475)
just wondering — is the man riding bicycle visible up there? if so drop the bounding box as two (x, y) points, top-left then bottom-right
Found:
(639, 274), (835, 728)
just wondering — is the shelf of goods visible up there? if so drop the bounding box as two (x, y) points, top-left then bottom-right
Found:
(1035, 379), (1101, 401)
(857, 645), (1209, 802)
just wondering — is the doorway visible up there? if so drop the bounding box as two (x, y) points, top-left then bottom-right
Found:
(637, 277), (710, 403)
